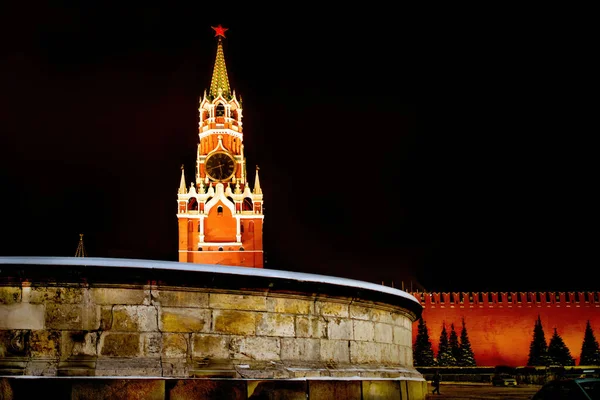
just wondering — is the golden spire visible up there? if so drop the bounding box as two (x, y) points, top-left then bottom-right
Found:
(209, 25), (231, 99)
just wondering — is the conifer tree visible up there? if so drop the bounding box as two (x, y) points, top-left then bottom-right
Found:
(548, 328), (575, 366)
(437, 322), (457, 366)
(527, 315), (551, 366)
(458, 317), (476, 366)
(413, 317), (436, 366)
(449, 323), (461, 364)
(579, 320), (600, 366)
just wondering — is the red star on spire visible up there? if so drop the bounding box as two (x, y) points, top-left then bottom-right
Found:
(211, 24), (228, 38)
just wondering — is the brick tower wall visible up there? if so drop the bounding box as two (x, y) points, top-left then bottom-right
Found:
(410, 291), (600, 367)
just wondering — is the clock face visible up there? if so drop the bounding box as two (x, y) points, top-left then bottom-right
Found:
(205, 152), (236, 181)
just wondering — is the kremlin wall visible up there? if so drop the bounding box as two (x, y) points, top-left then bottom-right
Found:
(410, 291), (600, 366)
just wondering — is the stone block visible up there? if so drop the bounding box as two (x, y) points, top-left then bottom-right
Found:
(141, 333), (162, 358)
(0, 330), (29, 357)
(0, 304), (44, 329)
(295, 316), (327, 339)
(362, 380), (401, 399)
(316, 301), (349, 318)
(370, 308), (394, 324)
(94, 359), (162, 377)
(248, 380), (307, 399)
(327, 318), (353, 340)
(213, 310), (256, 335)
(308, 380), (361, 400)
(192, 334), (231, 360)
(99, 306), (112, 330)
(168, 379), (246, 400)
(60, 331), (99, 359)
(71, 379), (165, 399)
(349, 304), (371, 320)
(209, 293), (267, 311)
(399, 346), (409, 366)
(29, 287), (84, 304)
(280, 337), (320, 361)
(57, 355), (98, 377)
(90, 287), (146, 305)
(110, 305), (158, 332)
(25, 359), (59, 376)
(405, 379), (427, 400)
(29, 330), (60, 358)
(99, 333), (140, 357)
(152, 289), (208, 307)
(230, 336), (280, 361)
(350, 341), (380, 364)
(45, 304), (87, 330)
(45, 304), (99, 331)
(389, 311), (409, 327)
(0, 287), (21, 304)
(320, 340), (349, 363)
(353, 320), (374, 341)
(161, 359), (191, 377)
(392, 325), (407, 345)
(256, 313), (295, 337)
(379, 343), (401, 365)
(160, 307), (210, 333)
(162, 333), (189, 358)
(267, 297), (313, 314)
(374, 323), (393, 343)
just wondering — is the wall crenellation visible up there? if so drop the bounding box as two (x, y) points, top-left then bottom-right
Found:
(410, 291), (600, 307)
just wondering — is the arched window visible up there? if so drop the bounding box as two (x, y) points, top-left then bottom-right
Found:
(217, 206), (223, 216)
(218, 247), (223, 251)
(240, 224), (244, 233)
(243, 197), (253, 211)
(239, 247), (244, 251)
(187, 197), (198, 211)
(216, 104), (225, 117)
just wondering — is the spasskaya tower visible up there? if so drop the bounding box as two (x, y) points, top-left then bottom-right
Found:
(176, 25), (264, 268)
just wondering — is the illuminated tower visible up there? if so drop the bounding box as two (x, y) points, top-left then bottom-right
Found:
(176, 25), (264, 268)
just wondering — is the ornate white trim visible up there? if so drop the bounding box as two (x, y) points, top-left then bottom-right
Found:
(199, 129), (243, 140)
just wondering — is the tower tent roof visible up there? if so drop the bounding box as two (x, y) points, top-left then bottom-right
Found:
(209, 25), (231, 100)
(253, 166), (262, 195)
(75, 234), (87, 257)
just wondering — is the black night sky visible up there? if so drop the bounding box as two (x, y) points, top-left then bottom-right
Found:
(0, 4), (595, 292)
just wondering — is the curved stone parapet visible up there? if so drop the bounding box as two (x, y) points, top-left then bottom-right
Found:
(0, 257), (426, 397)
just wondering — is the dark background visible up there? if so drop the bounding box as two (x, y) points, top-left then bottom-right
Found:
(0, 4), (594, 292)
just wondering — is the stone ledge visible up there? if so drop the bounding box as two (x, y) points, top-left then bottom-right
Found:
(0, 377), (428, 400)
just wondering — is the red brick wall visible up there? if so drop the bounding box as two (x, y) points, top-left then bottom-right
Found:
(411, 291), (600, 366)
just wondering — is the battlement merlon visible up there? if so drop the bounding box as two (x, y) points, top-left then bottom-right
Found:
(410, 291), (600, 307)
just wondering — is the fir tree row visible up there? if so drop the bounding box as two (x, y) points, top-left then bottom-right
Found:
(413, 317), (476, 366)
(414, 316), (600, 367)
(527, 316), (600, 366)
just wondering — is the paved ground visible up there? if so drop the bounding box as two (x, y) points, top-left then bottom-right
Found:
(424, 383), (541, 399)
